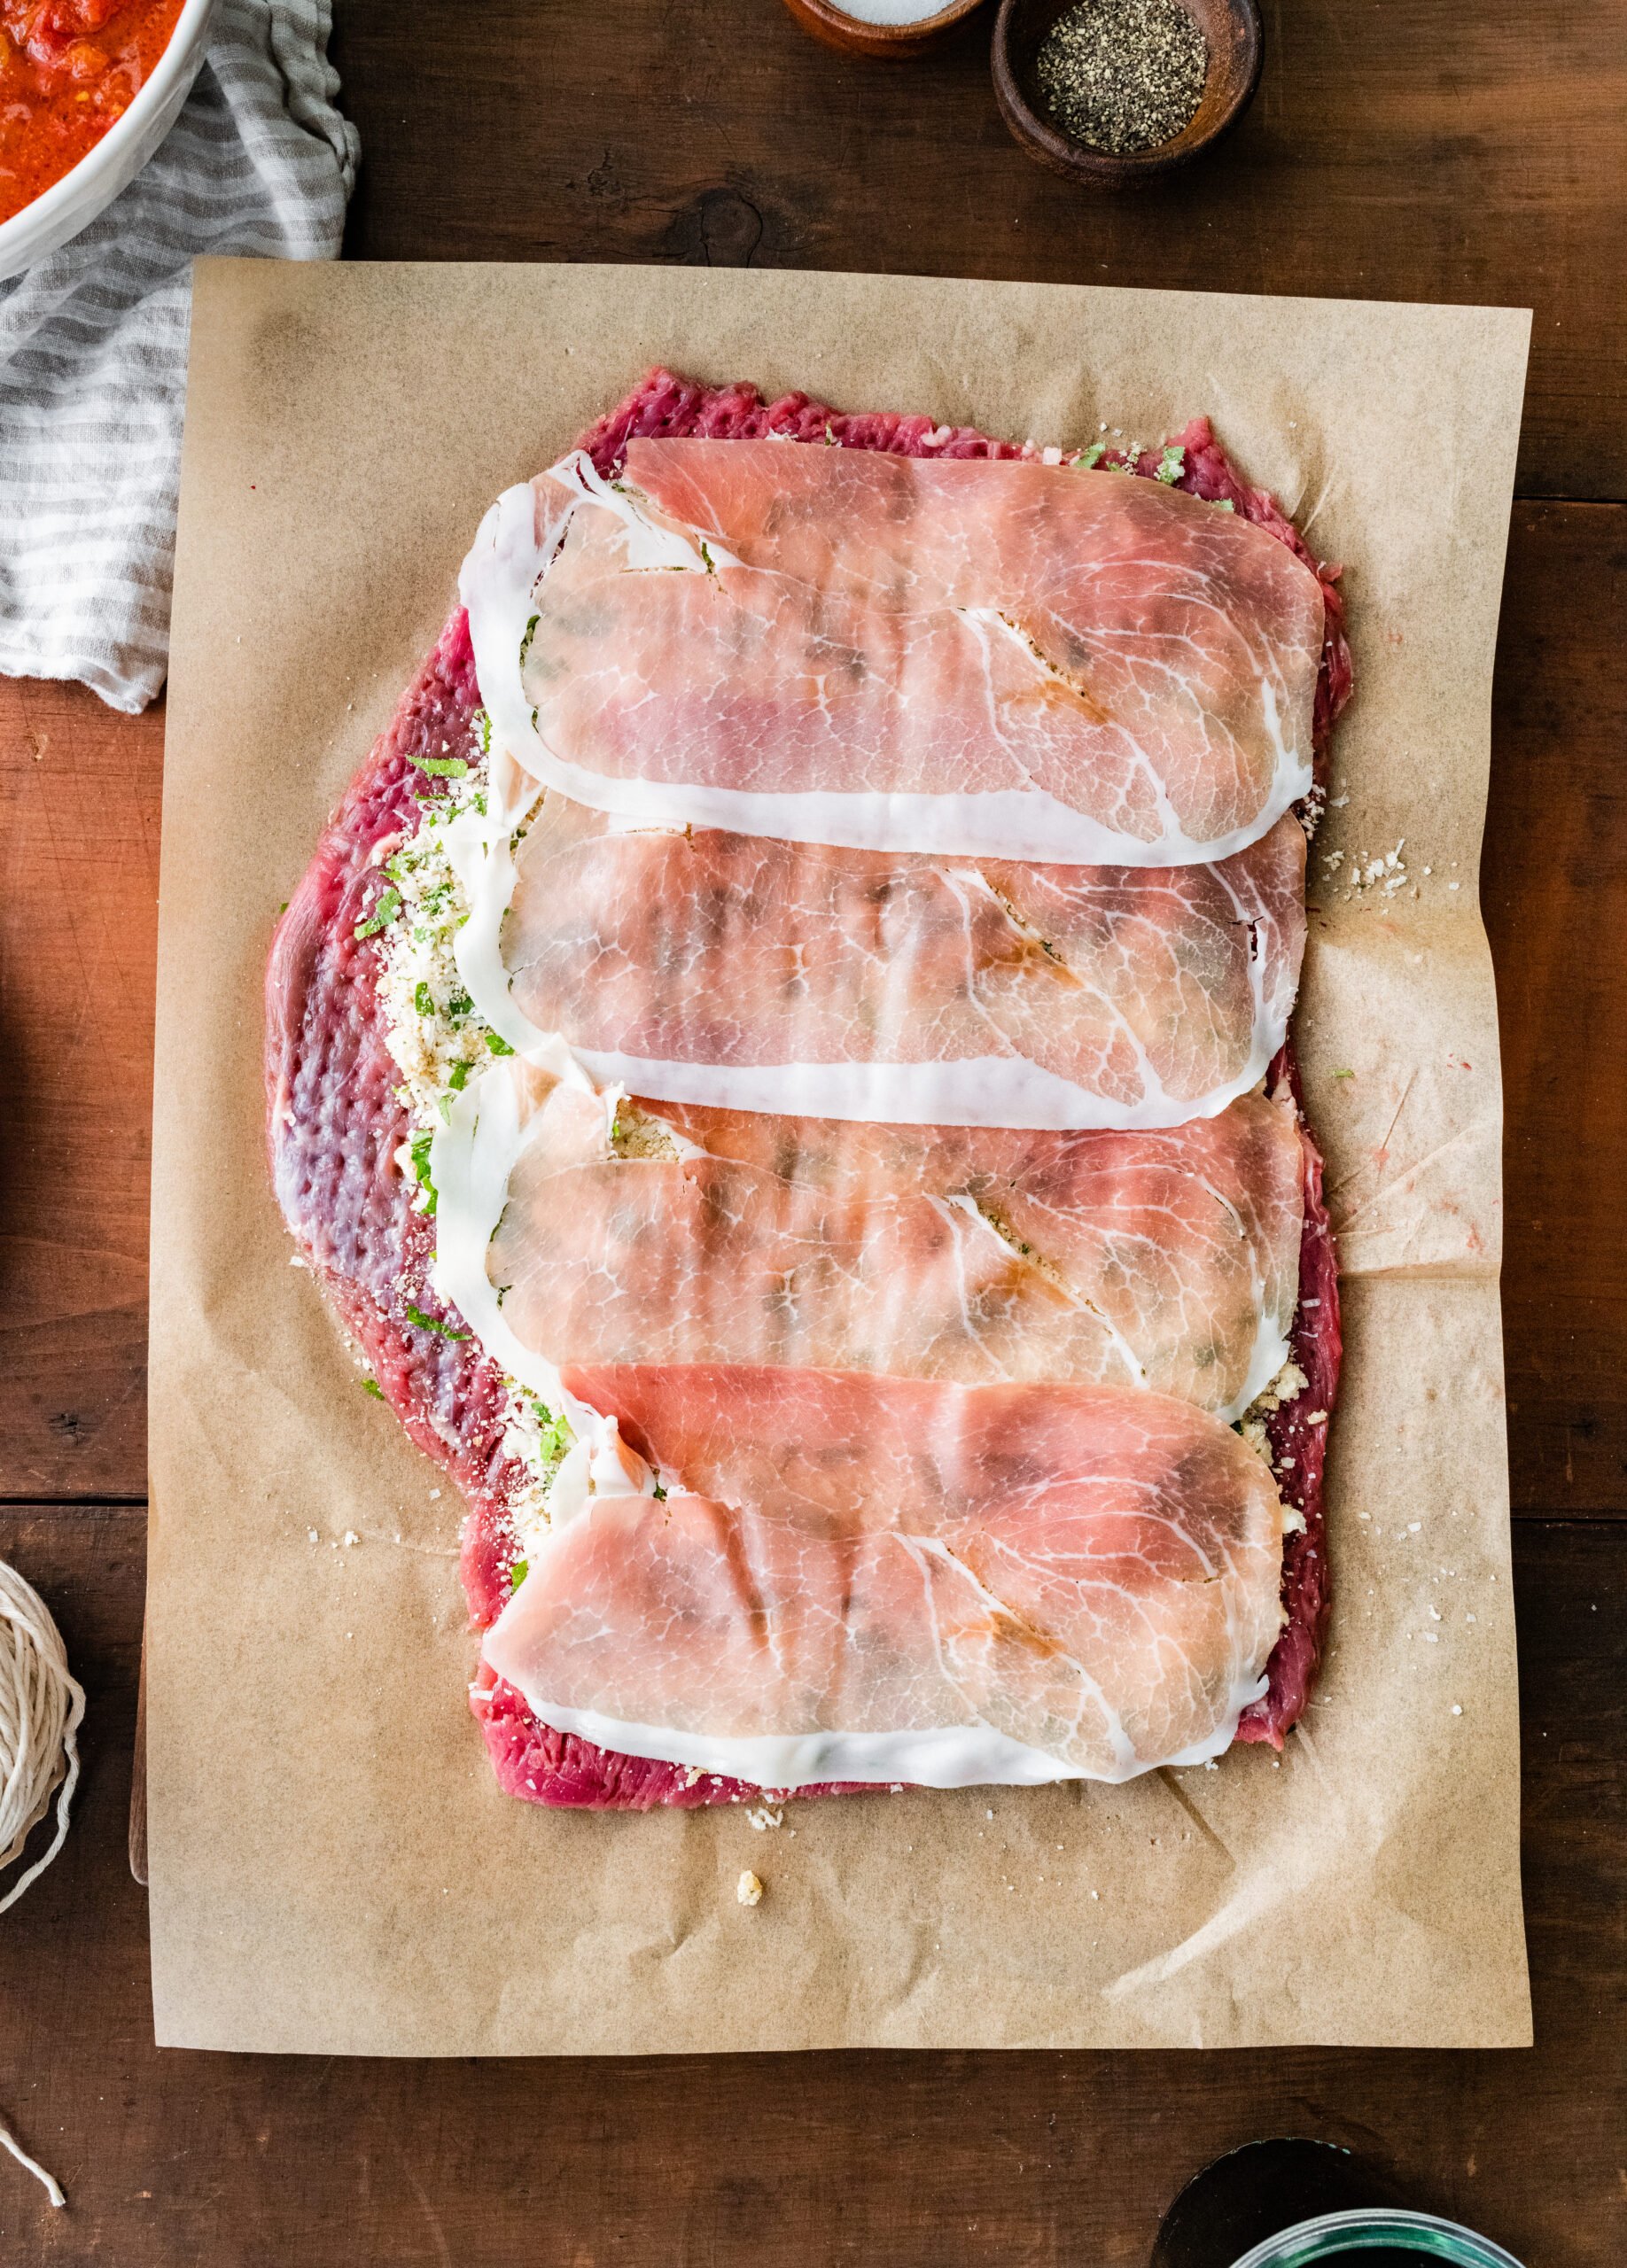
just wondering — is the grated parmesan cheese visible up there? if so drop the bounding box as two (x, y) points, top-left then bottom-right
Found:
(1331, 839), (1411, 902)
(1236, 1356), (1311, 1480)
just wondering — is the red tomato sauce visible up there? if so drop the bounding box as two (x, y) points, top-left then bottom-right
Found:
(0, 0), (186, 224)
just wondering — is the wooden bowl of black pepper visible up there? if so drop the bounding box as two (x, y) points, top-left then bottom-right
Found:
(992, 0), (1263, 187)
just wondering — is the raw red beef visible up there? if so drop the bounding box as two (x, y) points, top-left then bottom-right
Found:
(1237, 1046), (1340, 1750)
(266, 369), (1349, 1810)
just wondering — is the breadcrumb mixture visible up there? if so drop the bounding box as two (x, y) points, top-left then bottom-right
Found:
(371, 714), (576, 1568)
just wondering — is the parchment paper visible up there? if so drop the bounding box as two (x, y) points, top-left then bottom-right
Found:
(148, 262), (1532, 2052)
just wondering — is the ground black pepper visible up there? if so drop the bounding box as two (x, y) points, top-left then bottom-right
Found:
(1032, 0), (1209, 158)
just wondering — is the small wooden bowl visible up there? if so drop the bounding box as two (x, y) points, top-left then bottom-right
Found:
(992, 0), (1263, 186)
(779, 0), (989, 62)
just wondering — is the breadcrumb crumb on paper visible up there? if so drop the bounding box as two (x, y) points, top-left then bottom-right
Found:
(736, 1870), (765, 1908)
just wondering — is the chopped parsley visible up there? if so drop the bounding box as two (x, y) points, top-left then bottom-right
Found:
(535, 1410), (572, 1464)
(408, 1130), (437, 1214)
(405, 1302), (469, 1340)
(415, 980), (434, 1018)
(1156, 445), (1186, 485)
(1078, 442), (1108, 470)
(487, 1031), (515, 1057)
(448, 1060), (471, 1091)
(510, 1558), (528, 1591)
(362, 1378), (385, 1400)
(518, 612), (540, 672)
(407, 749), (471, 781)
(354, 884), (401, 940)
(1332, 1067), (1355, 1080)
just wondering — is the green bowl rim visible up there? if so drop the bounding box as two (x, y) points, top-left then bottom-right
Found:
(1230, 2206), (1526, 2268)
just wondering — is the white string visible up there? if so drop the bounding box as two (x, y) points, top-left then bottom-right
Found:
(0, 1559), (85, 2210)
(0, 2127), (64, 2213)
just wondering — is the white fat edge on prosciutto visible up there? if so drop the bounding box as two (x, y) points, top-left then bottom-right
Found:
(459, 450), (1313, 866)
(536, 1052), (1282, 1134)
(488, 1710), (1076, 1794)
(502, 1688), (1261, 1793)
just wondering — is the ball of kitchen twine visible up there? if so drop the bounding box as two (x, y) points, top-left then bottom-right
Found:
(0, 1557), (86, 2210)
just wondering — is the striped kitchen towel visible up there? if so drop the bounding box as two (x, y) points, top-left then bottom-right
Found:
(0, 0), (359, 713)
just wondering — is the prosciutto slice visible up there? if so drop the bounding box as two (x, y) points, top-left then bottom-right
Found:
(464, 439), (1324, 865)
(485, 1082), (1304, 1422)
(483, 1367), (1288, 1787)
(498, 796), (1307, 1130)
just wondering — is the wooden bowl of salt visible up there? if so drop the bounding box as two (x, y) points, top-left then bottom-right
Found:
(778, 0), (990, 61)
(993, 0), (1263, 185)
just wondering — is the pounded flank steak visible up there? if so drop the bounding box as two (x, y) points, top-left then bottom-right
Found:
(266, 369), (1349, 1810)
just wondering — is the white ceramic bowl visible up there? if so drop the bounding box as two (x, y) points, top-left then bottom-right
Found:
(0, 0), (222, 284)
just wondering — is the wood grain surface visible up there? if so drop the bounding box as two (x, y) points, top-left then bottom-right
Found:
(1, 0), (1624, 2260)
(331, 0), (1626, 503)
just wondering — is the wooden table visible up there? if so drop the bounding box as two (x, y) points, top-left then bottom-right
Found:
(2, 4), (1623, 2260)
